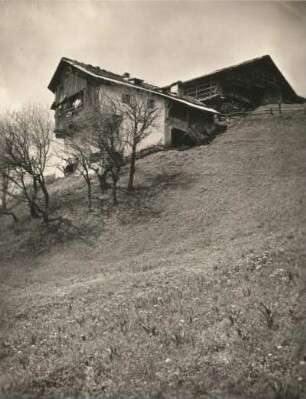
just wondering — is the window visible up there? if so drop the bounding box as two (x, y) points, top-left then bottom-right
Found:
(147, 99), (155, 109)
(122, 94), (131, 104)
(65, 66), (73, 76)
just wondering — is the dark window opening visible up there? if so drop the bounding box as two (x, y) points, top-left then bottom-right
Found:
(171, 128), (197, 148)
(64, 66), (73, 76)
(122, 94), (131, 104)
(64, 157), (78, 175)
(147, 99), (155, 109)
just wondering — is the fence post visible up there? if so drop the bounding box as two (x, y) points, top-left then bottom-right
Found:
(278, 101), (282, 114)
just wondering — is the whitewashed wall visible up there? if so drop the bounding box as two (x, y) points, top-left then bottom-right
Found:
(98, 83), (166, 154)
(47, 83), (167, 177)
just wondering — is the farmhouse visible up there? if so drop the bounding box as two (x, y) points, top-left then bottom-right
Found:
(48, 58), (219, 149)
(165, 55), (305, 113)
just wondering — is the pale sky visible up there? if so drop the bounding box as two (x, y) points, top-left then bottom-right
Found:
(0, 1), (306, 112)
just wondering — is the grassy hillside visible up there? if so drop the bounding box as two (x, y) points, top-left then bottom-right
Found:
(0, 113), (306, 399)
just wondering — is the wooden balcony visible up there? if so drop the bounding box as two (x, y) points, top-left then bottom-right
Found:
(54, 106), (83, 138)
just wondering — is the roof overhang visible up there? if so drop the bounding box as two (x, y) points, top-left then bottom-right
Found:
(48, 58), (219, 114)
(48, 58), (68, 93)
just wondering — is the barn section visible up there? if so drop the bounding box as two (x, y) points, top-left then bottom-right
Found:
(164, 99), (216, 147)
(47, 57), (219, 148)
(167, 55), (305, 114)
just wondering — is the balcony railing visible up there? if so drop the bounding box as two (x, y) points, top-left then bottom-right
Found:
(54, 106), (84, 138)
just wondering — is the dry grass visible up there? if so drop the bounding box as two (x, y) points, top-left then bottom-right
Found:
(0, 114), (306, 399)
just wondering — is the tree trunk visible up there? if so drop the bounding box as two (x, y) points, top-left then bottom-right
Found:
(98, 169), (110, 192)
(111, 167), (120, 206)
(112, 183), (118, 206)
(29, 202), (42, 219)
(1, 171), (8, 212)
(33, 177), (50, 223)
(42, 211), (50, 224)
(87, 178), (92, 212)
(39, 177), (50, 213)
(128, 144), (137, 191)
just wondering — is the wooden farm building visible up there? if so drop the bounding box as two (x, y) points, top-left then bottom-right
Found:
(48, 55), (305, 149)
(165, 55), (305, 114)
(48, 58), (219, 149)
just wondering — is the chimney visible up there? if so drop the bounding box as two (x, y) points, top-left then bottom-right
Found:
(122, 72), (130, 80)
(169, 81), (183, 96)
(128, 77), (144, 85)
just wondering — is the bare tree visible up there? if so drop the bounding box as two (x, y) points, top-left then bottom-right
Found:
(0, 119), (10, 214)
(102, 91), (161, 191)
(0, 164), (18, 222)
(0, 105), (53, 223)
(64, 137), (94, 211)
(90, 113), (124, 205)
(72, 92), (125, 206)
(61, 87), (160, 207)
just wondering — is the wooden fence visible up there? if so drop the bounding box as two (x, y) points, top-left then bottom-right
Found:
(224, 104), (306, 118)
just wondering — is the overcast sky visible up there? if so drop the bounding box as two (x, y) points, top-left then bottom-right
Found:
(0, 1), (306, 112)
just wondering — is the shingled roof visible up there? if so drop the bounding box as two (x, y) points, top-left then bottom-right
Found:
(181, 55), (272, 84)
(181, 55), (301, 99)
(48, 57), (218, 114)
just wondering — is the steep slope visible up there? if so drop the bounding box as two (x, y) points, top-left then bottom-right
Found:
(0, 114), (306, 399)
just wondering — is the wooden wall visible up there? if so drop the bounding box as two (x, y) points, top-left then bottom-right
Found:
(55, 66), (87, 104)
(181, 62), (294, 106)
(182, 79), (222, 101)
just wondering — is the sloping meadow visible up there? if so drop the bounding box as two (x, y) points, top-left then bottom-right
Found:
(1, 114), (306, 398)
